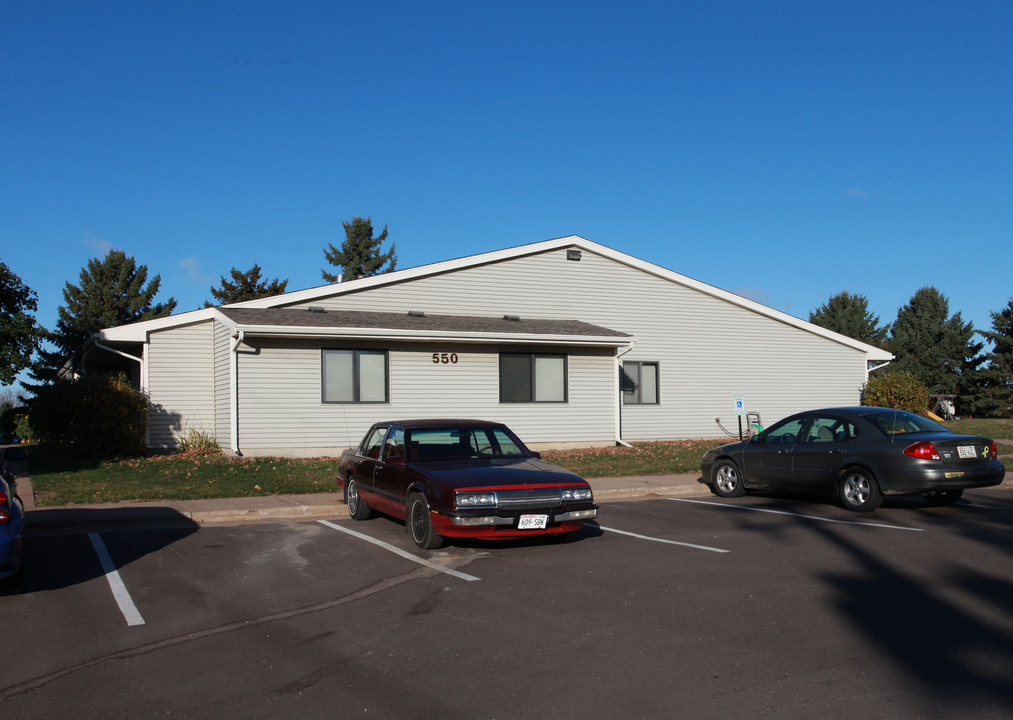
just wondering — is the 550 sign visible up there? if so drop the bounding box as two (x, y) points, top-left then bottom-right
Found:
(432, 352), (459, 364)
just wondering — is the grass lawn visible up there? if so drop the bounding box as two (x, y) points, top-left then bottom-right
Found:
(18, 417), (1012, 506)
(27, 448), (342, 506)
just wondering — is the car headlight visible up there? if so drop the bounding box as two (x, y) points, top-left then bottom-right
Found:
(561, 487), (593, 502)
(456, 492), (498, 509)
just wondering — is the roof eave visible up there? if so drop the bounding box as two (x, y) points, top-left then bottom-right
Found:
(234, 325), (631, 347)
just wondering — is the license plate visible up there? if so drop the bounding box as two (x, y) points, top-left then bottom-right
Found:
(518, 514), (548, 530)
(957, 445), (977, 459)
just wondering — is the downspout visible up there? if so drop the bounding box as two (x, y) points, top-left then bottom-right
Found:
(230, 331), (245, 456)
(615, 341), (637, 448)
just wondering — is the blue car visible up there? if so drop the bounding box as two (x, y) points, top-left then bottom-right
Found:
(0, 449), (25, 593)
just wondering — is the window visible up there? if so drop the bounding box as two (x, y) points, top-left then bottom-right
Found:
(621, 362), (659, 405)
(322, 349), (389, 403)
(802, 416), (857, 443)
(499, 353), (567, 403)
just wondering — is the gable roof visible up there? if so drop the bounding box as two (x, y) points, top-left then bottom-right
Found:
(95, 235), (892, 361)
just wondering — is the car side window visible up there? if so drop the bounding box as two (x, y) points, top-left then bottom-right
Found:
(383, 427), (405, 461)
(362, 427), (387, 460)
(761, 417), (806, 444)
(804, 416), (840, 443)
(803, 416), (860, 442)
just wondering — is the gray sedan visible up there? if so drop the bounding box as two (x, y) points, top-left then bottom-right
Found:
(700, 407), (1005, 511)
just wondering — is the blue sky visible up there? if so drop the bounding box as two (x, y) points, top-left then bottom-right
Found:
(3, 1), (1011, 372)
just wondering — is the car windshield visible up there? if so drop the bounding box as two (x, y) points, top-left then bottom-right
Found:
(863, 410), (947, 436)
(408, 426), (528, 460)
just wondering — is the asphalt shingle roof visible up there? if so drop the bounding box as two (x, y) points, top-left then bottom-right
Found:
(217, 307), (629, 338)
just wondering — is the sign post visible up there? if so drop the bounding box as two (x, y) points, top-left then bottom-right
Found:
(733, 394), (746, 440)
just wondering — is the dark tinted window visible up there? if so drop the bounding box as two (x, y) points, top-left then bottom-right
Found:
(864, 410), (946, 436)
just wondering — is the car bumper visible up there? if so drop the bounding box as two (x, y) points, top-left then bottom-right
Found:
(0, 525), (24, 579)
(879, 461), (1006, 495)
(433, 505), (599, 539)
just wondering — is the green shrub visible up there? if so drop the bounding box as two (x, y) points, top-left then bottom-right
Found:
(13, 412), (33, 442)
(862, 372), (930, 414)
(176, 427), (221, 457)
(28, 372), (148, 459)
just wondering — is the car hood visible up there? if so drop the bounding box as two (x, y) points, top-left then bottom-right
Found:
(411, 457), (585, 489)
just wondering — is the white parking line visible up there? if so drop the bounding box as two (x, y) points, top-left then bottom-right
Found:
(88, 533), (145, 626)
(592, 524), (730, 553)
(317, 520), (481, 582)
(668, 498), (926, 531)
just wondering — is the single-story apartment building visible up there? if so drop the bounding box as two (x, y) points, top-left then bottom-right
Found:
(78, 236), (893, 456)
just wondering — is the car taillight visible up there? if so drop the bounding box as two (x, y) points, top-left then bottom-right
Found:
(904, 441), (941, 460)
(990, 440), (998, 458)
(0, 491), (7, 523)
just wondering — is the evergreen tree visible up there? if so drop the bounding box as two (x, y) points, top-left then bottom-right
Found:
(976, 298), (1013, 417)
(885, 286), (985, 413)
(0, 261), (44, 386)
(29, 250), (177, 384)
(321, 217), (396, 282)
(809, 290), (889, 346)
(205, 264), (288, 306)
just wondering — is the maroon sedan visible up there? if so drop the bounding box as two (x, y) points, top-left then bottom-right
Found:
(338, 420), (598, 549)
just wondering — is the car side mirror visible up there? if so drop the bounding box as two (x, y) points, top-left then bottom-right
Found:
(530, 451), (542, 459)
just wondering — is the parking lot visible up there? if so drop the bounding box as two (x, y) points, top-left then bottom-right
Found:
(3, 489), (1013, 719)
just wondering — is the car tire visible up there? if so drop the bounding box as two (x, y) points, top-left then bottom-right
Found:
(924, 489), (963, 506)
(407, 492), (443, 550)
(345, 476), (372, 521)
(711, 459), (745, 498)
(838, 468), (882, 512)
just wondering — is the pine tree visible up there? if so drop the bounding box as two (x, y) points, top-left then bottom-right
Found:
(809, 290), (889, 346)
(29, 250), (177, 384)
(976, 298), (1013, 417)
(321, 217), (396, 282)
(0, 261), (44, 386)
(205, 264), (288, 306)
(885, 286), (985, 413)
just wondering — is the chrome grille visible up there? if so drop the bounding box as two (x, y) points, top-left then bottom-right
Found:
(496, 488), (563, 509)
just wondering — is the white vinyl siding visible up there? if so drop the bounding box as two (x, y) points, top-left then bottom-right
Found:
(232, 339), (615, 453)
(147, 321), (215, 449)
(213, 320), (233, 449)
(289, 248), (868, 440)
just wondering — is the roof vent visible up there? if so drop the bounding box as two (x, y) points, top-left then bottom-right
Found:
(503, 314), (520, 321)
(408, 310), (426, 318)
(567, 249), (582, 261)
(307, 306), (326, 313)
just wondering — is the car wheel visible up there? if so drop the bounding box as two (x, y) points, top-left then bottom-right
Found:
(407, 492), (443, 550)
(838, 468), (882, 512)
(924, 489), (963, 506)
(711, 459), (745, 498)
(345, 476), (372, 521)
